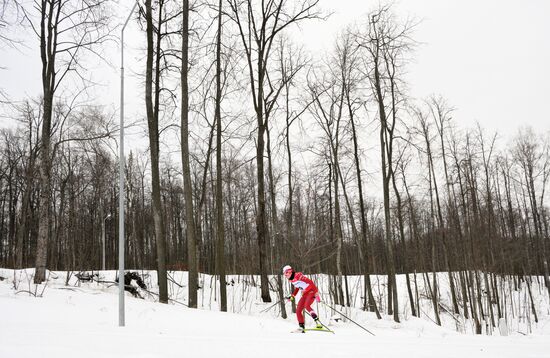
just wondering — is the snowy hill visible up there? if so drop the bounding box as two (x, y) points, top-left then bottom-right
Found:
(0, 269), (548, 358)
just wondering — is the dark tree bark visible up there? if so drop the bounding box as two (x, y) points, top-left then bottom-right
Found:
(181, 0), (198, 308)
(214, 0), (227, 312)
(144, 0), (168, 303)
(346, 71), (380, 318)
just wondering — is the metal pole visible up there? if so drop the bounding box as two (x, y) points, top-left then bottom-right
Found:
(119, 1), (138, 327)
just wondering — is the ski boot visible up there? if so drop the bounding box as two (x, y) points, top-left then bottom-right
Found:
(311, 313), (323, 329)
(314, 318), (323, 329)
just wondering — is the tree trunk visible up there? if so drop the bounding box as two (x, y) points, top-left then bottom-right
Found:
(347, 84), (380, 318)
(145, 0), (168, 304)
(214, 0), (227, 312)
(35, 0), (59, 283)
(181, 0), (198, 308)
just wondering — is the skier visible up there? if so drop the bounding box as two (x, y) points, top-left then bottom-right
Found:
(283, 265), (323, 332)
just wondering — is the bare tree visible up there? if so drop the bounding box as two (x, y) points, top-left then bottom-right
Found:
(181, 0), (198, 308)
(339, 29), (381, 317)
(13, 101), (41, 269)
(356, 4), (415, 322)
(214, 0), (227, 312)
(512, 128), (550, 298)
(308, 32), (367, 306)
(143, 0), (177, 304)
(430, 96), (460, 315)
(414, 106), (441, 325)
(227, 0), (322, 302)
(22, 0), (111, 283)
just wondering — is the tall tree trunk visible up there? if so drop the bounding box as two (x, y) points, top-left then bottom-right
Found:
(255, 62), (271, 302)
(266, 123), (287, 317)
(347, 82), (380, 318)
(214, 0), (227, 312)
(181, 0), (198, 308)
(35, 0), (60, 284)
(392, 167), (416, 318)
(416, 110), (442, 325)
(373, 45), (399, 322)
(145, 0), (168, 304)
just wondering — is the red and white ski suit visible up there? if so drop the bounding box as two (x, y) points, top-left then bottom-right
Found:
(289, 272), (319, 325)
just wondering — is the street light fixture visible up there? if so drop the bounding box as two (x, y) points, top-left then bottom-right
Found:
(119, 1), (139, 327)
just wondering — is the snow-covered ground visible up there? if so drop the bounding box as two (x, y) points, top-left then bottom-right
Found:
(0, 268), (548, 358)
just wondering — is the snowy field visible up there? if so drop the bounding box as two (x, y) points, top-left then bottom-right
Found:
(0, 268), (549, 358)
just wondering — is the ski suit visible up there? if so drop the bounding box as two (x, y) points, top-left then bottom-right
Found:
(289, 272), (319, 325)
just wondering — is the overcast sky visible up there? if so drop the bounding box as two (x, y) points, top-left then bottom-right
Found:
(305, 0), (550, 140)
(1, 0), (549, 142)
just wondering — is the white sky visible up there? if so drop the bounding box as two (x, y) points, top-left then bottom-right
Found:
(302, 0), (550, 138)
(1, 0), (549, 142)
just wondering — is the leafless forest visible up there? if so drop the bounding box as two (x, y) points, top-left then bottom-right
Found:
(1, 0), (549, 333)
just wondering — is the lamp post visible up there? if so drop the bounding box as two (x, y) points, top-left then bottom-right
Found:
(102, 213), (111, 271)
(119, 1), (138, 327)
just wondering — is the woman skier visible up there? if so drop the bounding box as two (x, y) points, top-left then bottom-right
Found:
(283, 265), (323, 332)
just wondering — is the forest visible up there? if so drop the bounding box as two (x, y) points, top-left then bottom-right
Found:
(0, 0), (549, 334)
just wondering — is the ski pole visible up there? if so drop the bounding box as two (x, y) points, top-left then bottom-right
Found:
(260, 299), (281, 313)
(320, 301), (376, 336)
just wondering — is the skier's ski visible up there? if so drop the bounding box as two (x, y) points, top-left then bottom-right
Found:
(304, 327), (335, 334)
(290, 327), (335, 334)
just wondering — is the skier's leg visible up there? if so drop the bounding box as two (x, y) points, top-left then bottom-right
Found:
(303, 291), (317, 317)
(296, 295), (306, 327)
(303, 292), (322, 328)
